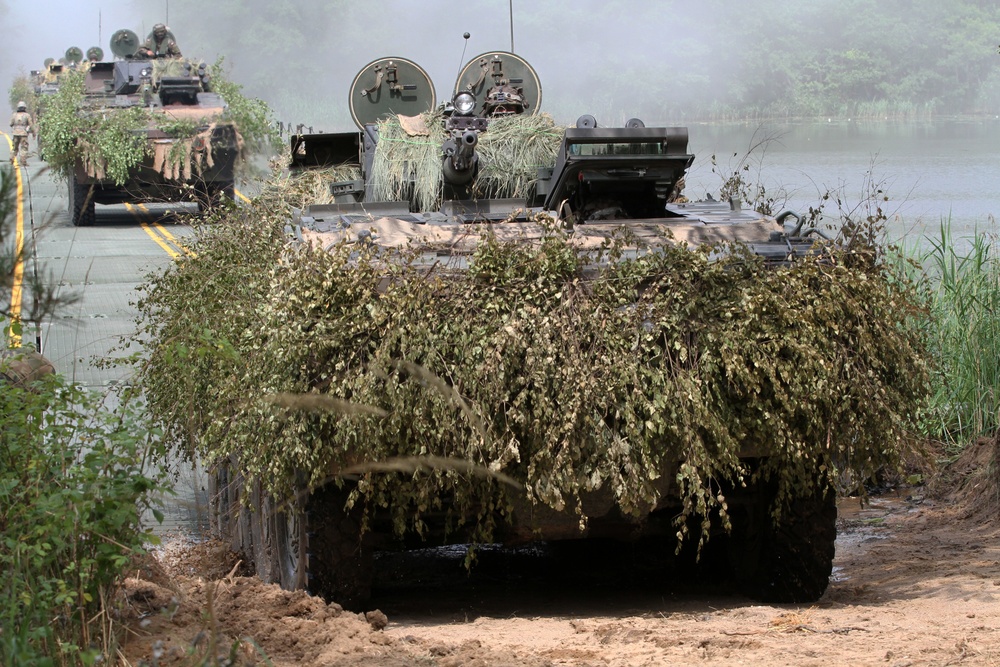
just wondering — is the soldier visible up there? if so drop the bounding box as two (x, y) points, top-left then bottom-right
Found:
(483, 84), (527, 116)
(9, 101), (35, 166)
(0, 347), (55, 389)
(138, 23), (182, 58)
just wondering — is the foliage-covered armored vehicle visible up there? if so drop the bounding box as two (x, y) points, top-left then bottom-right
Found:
(135, 52), (927, 611)
(39, 29), (243, 226)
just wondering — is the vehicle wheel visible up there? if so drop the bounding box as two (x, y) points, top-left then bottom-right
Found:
(208, 461), (231, 541)
(272, 498), (307, 590)
(728, 479), (837, 603)
(304, 483), (375, 611)
(198, 181), (235, 212)
(69, 176), (96, 227)
(729, 484), (837, 603)
(249, 481), (279, 583)
(231, 466), (254, 557)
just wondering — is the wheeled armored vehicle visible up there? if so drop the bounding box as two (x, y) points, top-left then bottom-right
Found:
(209, 52), (840, 610)
(65, 28), (241, 226)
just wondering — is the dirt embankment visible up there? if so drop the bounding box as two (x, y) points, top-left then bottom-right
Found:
(121, 438), (1000, 667)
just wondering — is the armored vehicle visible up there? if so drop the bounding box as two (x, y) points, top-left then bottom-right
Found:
(32, 56), (67, 96)
(65, 29), (241, 226)
(209, 52), (853, 610)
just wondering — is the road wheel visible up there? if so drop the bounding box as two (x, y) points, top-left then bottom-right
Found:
(231, 466), (254, 557)
(198, 180), (235, 213)
(207, 461), (231, 541)
(273, 498), (307, 591)
(249, 481), (279, 583)
(728, 479), (837, 603)
(304, 483), (375, 611)
(69, 176), (96, 227)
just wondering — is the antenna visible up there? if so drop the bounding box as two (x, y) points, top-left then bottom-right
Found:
(166, 0), (169, 25)
(509, 0), (514, 52)
(99, 10), (102, 49)
(456, 32), (471, 85)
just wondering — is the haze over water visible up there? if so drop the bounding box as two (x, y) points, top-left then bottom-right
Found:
(682, 118), (1000, 249)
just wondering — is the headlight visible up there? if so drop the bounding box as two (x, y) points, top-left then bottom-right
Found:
(140, 68), (151, 77)
(453, 91), (476, 116)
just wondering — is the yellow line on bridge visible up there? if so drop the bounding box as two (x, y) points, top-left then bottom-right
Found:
(140, 222), (182, 259)
(127, 203), (180, 259)
(2, 130), (25, 347)
(126, 202), (197, 259)
(153, 223), (197, 258)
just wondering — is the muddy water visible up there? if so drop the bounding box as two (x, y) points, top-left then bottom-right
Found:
(832, 495), (914, 582)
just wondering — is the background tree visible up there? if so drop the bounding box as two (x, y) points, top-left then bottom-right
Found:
(128, 0), (1000, 125)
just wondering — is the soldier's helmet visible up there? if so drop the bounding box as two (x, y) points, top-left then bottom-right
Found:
(483, 84), (526, 116)
(1, 348), (56, 390)
(16, 101), (27, 111)
(153, 23), (168, 39)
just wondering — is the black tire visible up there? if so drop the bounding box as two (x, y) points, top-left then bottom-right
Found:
(198, 180), (235, 213)
(207, 461), (232, 541)
(69, 176), (96, 227)
(729, 480), (837, 603)
(249, 481), (279, 582)
(213, 461), (310, 591)
(304, 484), (375, 611)
(273, 500), (306, 591)
(232, 466), (254, 557)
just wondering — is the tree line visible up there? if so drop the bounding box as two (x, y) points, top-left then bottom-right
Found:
(134, 0), (1000, 125)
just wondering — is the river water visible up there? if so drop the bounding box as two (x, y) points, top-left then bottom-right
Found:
(682, 117), (1000, 250)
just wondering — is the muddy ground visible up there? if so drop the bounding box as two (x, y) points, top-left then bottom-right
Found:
(120, 441), (1000, 667)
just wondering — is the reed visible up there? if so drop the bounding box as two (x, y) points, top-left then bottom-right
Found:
(900, 218), (1000, 445)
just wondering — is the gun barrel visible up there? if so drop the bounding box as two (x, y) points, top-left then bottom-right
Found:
(442, 130), (480, 186)
(459, 129), (478, 151)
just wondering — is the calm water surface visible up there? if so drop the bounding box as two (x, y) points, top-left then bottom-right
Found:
(682, 118), (1000, 248)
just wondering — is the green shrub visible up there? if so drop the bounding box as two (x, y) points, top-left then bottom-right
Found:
(0, 377), (169, 665)
(133, 174), (930, 547)
(209, 59), (281, 156)
(7, 74), (37, 114)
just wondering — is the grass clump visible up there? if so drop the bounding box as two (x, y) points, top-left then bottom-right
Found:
(270, 162), (362, 208)
(369, 110), (445, 212)
(473, 113), (563, 199)
(369, 111), (564, 212)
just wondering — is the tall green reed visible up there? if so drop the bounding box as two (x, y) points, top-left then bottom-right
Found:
(900, 217), (1000, 446)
